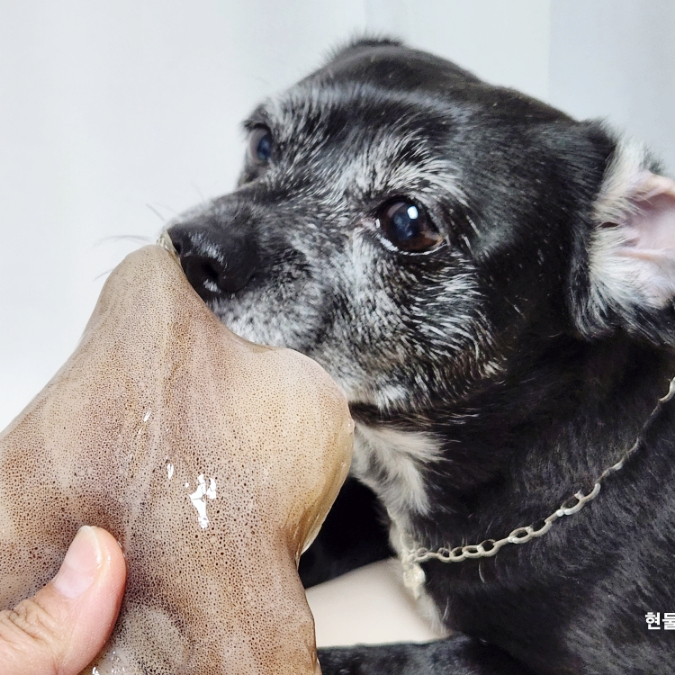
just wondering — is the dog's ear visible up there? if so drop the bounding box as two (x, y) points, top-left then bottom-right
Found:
(572, 138), (675, 344)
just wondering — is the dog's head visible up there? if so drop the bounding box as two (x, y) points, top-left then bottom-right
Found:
(168, 39), (675, 415)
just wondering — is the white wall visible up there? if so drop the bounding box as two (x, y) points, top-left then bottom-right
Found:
(366, 0), (552, 99)
(1, 1), (672, 430)
(549, 0), (675, 173)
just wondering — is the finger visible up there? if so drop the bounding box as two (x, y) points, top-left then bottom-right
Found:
(0, 526), (126, 675)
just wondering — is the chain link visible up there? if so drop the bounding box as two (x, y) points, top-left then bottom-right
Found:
(400, 375), (675, 597)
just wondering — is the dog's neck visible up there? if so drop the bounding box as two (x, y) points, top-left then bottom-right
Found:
(399, 369), (675, 596)
(352, 336), (675, 602)
(359, 335), (671, 481)
(352, 334), (675, 552)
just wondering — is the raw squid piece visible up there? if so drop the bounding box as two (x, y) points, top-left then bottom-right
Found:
(0, 245), (353, 674)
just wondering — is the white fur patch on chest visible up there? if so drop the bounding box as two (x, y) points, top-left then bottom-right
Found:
(351, 423), (442, 519)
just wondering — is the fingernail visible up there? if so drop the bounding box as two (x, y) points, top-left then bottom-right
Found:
(53, 526), (103, 599)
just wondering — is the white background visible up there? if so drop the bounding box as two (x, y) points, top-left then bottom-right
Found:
(2, 1), (674, 429)
(1, 0), (674, 647)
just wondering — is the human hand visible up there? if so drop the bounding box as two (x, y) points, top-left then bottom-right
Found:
(0, 526), (126, 675)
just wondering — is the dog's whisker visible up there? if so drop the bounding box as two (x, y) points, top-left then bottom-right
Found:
(146, 203), (170, 223)
(191, 183), (207, 203)
(94, 234), (153, 248)
(93, 268), (114, 281)
(149, 202), (183, 220)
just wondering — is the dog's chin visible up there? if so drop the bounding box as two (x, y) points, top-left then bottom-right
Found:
(207, 300), (406, 411)
(208, 297), (317, 351)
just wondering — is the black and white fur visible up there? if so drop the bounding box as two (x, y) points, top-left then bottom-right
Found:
(168, 39), (675, 674)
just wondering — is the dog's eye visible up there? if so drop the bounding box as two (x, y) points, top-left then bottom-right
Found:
(248, 126), (273, 164)
(377, 199), (442, 252)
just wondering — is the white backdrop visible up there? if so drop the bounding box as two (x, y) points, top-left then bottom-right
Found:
(1, 0), (673, 428)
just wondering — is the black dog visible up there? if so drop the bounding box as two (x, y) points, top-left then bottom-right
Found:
(168, 39), (675, 674)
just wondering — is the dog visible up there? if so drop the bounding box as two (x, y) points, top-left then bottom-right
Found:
(167, 38), (675, 674)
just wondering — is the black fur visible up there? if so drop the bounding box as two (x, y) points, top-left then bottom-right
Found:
(168, 39), (675, 674)
(298, 478), (391, 587)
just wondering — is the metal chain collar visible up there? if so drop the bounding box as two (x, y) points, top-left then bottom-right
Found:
(400, 375), (675, 597)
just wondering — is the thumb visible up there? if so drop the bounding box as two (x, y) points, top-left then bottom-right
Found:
(0, 526), (126, 675)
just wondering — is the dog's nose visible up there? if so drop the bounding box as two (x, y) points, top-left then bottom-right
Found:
(168, 221), (258, 299)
